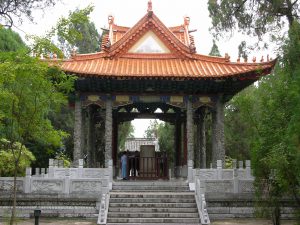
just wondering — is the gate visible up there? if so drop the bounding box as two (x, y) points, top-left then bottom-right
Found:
(127, 156), (168, 180)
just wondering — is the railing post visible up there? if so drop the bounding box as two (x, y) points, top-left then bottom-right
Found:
(64, 168), (70, 195)
(233, 168), (239, 194)
(78, 159), (83, 178)
(217, 160), (222, 180)
(245, 160), (251, 179)
(48, 158), (54, 178)
(238, 160), (244, 169)
(25, 167), (32, 193)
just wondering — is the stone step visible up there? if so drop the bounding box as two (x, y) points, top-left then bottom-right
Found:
(109, 202), (197, 208)
(110, 193), (195, 199)
(107, 224), (200, 225)
(107, 217), (200, 224)
(109, 198), (195, 203)
(113, 181), (188, 186)
(109, 207), (198, 213)
(111, 187), (190, 192)
(108, 212), (199, 218)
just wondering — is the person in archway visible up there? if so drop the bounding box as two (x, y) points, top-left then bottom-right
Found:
(121, 151), (128, 180)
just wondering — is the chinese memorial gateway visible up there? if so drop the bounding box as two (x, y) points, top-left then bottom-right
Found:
(4, 2), (298, 224)
(60, 1), (275, 180)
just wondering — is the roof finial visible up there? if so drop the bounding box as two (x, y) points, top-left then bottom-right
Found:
(147, 0), (153, 12)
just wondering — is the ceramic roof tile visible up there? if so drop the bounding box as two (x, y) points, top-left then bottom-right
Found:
(60, 56), (275, 79)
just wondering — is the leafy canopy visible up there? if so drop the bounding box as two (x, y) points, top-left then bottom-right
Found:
(208, 0), (300, 40)
(0, 0), (56, 27)
(0, 51), (75, 147)
(0, 139), (35, 177)
(0, 27), (27, 52)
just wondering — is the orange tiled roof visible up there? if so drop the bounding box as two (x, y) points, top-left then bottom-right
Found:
(61, 52), (275, 79)
(57, 4), (275, 80)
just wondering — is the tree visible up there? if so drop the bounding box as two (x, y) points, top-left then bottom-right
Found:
(118, 122), (134, 152)
(73, 18), (100, 54)
(0, 51), (74, 224)
(144, 120), (159, 138)
(0, 0), (56, 27)
(0, 28), (27, 52)
(55, 5), (100, 55)
(31, 5), (102, 59)
(223, 22), (300, 224)
(144, 120), (175, 166)
(238, 40), (249, 61)
(0, 139), (35, 177)
(209, 39), (221, 56)
(224, 86), (258, 160)
(157, 122), (174, 166)
(208, 0), (300, 40)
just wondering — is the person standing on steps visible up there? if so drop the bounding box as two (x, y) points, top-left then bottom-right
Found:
(121, 151), (128, 180)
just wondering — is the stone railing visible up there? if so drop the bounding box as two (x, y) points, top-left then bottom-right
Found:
(195, 178), (210, 224)
(0, 159), (113, 196)
(193, 160), (255, 194)
(97, 192), (110, 225)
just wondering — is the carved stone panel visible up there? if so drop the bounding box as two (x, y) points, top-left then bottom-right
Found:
(0, 179), (24, 193)
(205, 180), (233, 193)
(83, 169), (106, 178)
(31, 179), (64, 193)
(70, 180), (101, 193)
(196, 169), (218, 180)
(222, 170), (233, 179)
(238, 180), (255, 193)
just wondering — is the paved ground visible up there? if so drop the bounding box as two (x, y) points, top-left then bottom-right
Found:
(0, 218), (297, 225)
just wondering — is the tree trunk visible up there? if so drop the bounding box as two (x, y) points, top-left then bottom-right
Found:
(10, 161), (18, 225)
(272, 206), (281, 225)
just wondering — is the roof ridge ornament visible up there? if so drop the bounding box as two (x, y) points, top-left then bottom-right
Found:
(147, 0), (153, 12)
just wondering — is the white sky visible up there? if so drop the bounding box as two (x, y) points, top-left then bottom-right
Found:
(12, 0), (275, 138)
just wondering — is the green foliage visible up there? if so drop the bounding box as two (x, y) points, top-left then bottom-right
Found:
(73, 20), (100, 54)
(144, 120), (159, 138)
(225, 85), (258, 160)
(0, 139), (35, 177)
(0, 28), (27, 52)
(225, 21), (300, 223)
(30, 35), (64, 59)
(209, 39), (221, 57)
(238, 41), (249, 60)
(0, 0), (56, 27)
(157, 122), (174, 166)
(30, 5), (97, 58)
(55, 152), (71, 168)
(118, 122), (134, 152)
(144, 120), (175, 166)
(55, 5), (94, 47)
(208, 0), (299, 40)
(0, 51), (75, 156)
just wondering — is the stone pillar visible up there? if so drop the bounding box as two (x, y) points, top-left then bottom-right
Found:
(212, 96), (225, 168)
(73, 99), (83, 166)
(112, 118), (118, 167)
(199, 111), (207, 168)
(25, 167), (32, 193)
(186, 98), (194, 182)
(174, 117), (181, 177)
(87, 106), (95, 168)
(104, 97), (113, 168)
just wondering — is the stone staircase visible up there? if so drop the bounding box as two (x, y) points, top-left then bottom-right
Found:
(106, 180), (200, 224)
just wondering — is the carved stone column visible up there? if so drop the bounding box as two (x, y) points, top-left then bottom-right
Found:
(212, 96), (225, 168)
(73, 99), (83, 166)
(104, 97), (113, 168)
(199, 110), (207, 168)
(87, 106), (95, 168)
(186, 98), (194, 182)
(174, 116), (181, 177)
